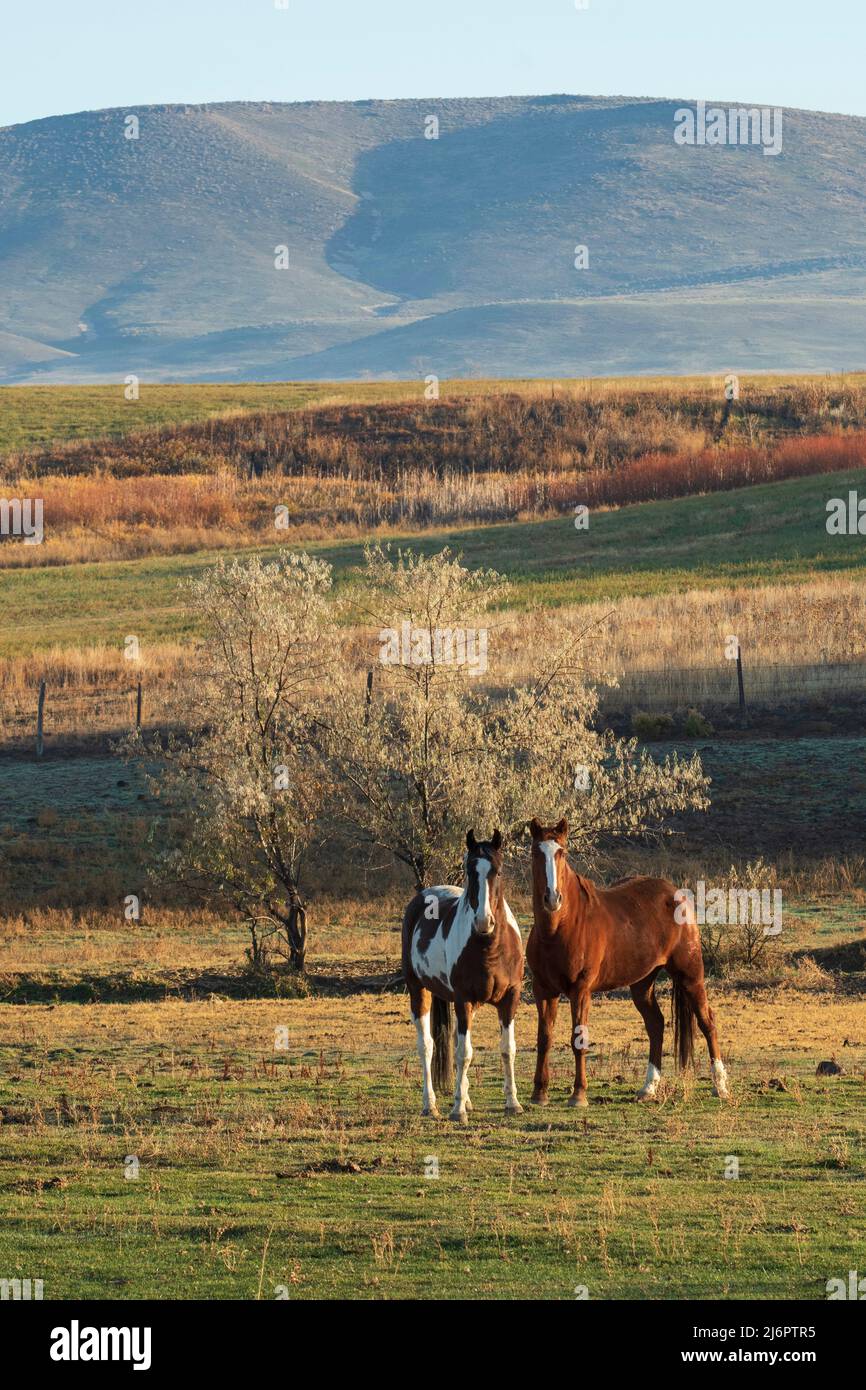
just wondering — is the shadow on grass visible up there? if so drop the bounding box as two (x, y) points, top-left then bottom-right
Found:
(0, 964), (403, 1004)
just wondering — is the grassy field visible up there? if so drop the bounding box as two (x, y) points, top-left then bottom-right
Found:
(6, 374), (856, 457)
(5, 374), (866, 570)
(2, 467), (865, 657)
(3, 373), (865, 1303)
(0, 946), (863, 1300)
(0, 383), (390, 456)
(0, 377), (640, 457)
(0, 900), (864, 1301)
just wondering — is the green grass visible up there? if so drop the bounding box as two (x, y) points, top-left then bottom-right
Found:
(0, 377), (601, 456)
(0, 380), (472, 456)
(0, 384), (324, 455)
(3, 466), (865, 656)
(0, 996), (862, 1300)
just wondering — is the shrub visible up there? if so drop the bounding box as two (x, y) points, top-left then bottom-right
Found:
(631, 711), (675, 740)
(698, 859), (785, 974)
(682, 708), (714, 737)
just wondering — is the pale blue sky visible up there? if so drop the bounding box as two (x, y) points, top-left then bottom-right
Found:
(2, 0), (864, 129)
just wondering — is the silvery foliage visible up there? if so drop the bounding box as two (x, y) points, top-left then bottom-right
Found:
(330, 546), (709, 886)
(149, 551), (333, 966)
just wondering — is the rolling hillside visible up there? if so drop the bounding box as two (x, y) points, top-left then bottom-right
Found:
(2, 96), (866, 382)
(2, 466), (864, 656)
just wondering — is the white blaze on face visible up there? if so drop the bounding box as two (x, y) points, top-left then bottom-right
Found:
(538, 841), (560, 897)
(474, 857), (492, 927)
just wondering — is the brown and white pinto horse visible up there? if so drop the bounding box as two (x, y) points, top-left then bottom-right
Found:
(402, 830), (524, 1122)
(527, 818), (729, 1106)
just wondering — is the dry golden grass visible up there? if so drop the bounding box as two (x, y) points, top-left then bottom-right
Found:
(0, 643), (188, 742)
(0, 987), (862, 1065)
(546, 578), (866, 709)
(364, 574), (866, 714)
(1, 975), (861, 1301)
(3, 574), (861, 686)
(1, 573), (863, 742)
(0, 642), (187, 693)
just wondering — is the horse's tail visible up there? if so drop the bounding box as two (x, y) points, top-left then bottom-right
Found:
(671, 973), (696, 1070)
(431, 996), (454, 1092)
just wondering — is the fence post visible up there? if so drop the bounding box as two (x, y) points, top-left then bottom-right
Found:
(136, 680), (143, 731)
(736, 645), (746, 715)
(36, 679), (46, 757)
(364, 669), (373, 726)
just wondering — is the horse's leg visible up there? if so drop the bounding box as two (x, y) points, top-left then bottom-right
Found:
(450, 999), (474, 1123)
(531, 995), (558, 1105)
(688, 976), (729, 1098)
(497, 991), (523, 1114)
(671, 951), (729, 1099)
(631, 970), (664, 1100)
(410, 985), (439, 1117)
(567, 981), (592, 1108)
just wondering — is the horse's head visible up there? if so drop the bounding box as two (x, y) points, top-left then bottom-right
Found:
(464, 828), (504, 936)
(529, 817), (568, 913)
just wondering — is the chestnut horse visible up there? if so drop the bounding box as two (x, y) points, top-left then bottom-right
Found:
(402, 830), (524, 1122)
(527, 818), (729, 1106)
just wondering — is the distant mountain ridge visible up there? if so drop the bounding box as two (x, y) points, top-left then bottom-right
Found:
(1, 95), (865, 382)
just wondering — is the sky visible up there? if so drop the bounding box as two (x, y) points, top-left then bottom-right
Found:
(2, 0), (865, 129)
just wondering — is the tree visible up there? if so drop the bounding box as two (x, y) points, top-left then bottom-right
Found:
(330, 546), (709, 887)
(150, 551), (333, 970)
(329, 546), (505, 886)
(489, 626), (710, 864)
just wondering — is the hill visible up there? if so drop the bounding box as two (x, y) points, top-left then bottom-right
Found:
(2, 465), (864, 656)
(2, 96), (866, 382)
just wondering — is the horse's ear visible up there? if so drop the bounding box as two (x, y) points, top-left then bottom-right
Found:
(491, 828), (502, 851)
(466, 828), (477, 850)
(555, 818), (569, 841)
(528, 817), (542, 839)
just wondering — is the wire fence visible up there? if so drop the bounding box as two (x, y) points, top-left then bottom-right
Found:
(3, 657), (866, 752)
(604, 660), (866, 711)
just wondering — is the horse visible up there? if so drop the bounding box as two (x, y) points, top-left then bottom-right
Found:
(526, 818), (729, 1107)
(402, 829), (525, 1123)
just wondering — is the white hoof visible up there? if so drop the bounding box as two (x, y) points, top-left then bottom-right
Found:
(638, 1064), (661, 1102)
(449, 1107), (469, 1125)
(505, 1101), (524, 1115)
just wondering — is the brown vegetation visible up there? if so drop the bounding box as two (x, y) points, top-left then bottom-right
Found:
(4, 382), (866, 566)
